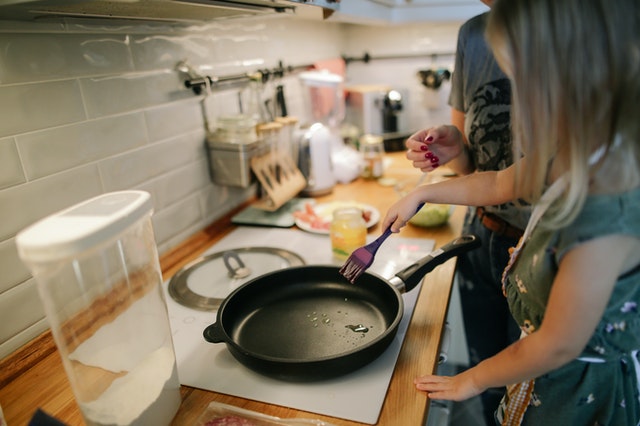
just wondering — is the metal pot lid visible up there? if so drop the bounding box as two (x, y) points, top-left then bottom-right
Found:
(168, 247), (305, 311)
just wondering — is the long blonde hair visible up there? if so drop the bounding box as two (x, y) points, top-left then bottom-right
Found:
(486, 0), (640, 229)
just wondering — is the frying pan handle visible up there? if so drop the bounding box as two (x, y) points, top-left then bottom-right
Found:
(203, 322), (226, 343)
(393, 234), (481, 292)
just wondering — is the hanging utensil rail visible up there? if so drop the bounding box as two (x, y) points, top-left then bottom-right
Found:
(179, 60), (314, 95)
(341, 50), (455, 65)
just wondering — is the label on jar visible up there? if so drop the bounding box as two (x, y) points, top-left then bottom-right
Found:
(362, 153), (384, 179)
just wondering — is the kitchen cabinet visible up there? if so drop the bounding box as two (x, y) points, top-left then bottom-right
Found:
(330, 0), (488, 24)
(0, 0), (337, 24)
(0, 0), (482, 25)
(0, 152), (464, 425)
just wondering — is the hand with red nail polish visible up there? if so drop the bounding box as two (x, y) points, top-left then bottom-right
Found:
(405, 125), (465, 173)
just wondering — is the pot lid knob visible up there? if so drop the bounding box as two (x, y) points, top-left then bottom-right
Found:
(223, 251), (252, 279)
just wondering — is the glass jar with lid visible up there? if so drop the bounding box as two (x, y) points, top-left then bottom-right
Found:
(359, 134), (385, 179)
(330, 207), (367, 261)
(214, 115), (258, 144)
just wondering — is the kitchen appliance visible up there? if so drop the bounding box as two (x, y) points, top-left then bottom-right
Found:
(297, 70), (346, 195)
(345, 85), (412, 152)
(202, 235), (478, 381)
(297, 123), (336, 196)
(345, 85), (389, 137)
(163, 227), (438, 424)
(298, 70), (344, 130)
(380, 89), (404, 133)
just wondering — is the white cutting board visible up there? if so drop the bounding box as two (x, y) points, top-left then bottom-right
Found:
(164, 227), (435, 424)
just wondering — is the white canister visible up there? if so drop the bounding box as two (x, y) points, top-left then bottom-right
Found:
(16, 191), (181, 426)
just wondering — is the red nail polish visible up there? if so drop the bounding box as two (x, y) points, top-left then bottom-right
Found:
(425, 152), (434, 159)
(426, 136), (434, 142)
(420, 145), (428, 151)
(430, 156), (439, 163)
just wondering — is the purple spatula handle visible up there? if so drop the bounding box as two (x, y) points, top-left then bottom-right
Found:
(370, 203), (424, 251)
(368, 227), (393, 250)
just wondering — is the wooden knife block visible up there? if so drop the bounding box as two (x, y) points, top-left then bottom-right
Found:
(251, 151), (306, 212)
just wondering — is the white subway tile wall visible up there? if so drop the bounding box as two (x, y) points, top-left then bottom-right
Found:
(0, 14), (460, 358)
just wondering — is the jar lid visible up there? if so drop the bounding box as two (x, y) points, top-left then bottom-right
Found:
(275, 116), (299, 126)
(360, 134), (384, 145)
(256, 121), (283, 134)
(217, 114), (256, 130)
(332, 206), (364, 218)
(16, 191), (153, 263)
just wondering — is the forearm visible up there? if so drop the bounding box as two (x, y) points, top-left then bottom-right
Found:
(445, 143), (475, 176)
(412, 168), (514, 207)
(384, 162), (517, 232)
(448, 108), (475, 176)
(468, 331), (576, 391)
(413, 326), (579, 402)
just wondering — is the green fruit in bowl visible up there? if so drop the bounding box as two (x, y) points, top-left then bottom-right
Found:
(409, 204), (451, 227)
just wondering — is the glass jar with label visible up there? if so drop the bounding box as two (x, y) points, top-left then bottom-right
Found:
(359, 134), (385, 179)
(330, 207), (367, 261)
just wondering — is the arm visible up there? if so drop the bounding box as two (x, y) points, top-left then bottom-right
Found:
(404, 111), (475, 175)
(382, 163), (517, 232)
(446, 108), (475, 175)
(415, 234), (639, 401)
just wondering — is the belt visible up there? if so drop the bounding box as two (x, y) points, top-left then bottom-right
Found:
(476, 207), (524, 239)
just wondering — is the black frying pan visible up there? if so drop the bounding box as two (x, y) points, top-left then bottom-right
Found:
(203, 234), (480, 381)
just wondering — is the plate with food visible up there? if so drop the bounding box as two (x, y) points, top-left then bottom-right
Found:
(293, 201), (380, 234)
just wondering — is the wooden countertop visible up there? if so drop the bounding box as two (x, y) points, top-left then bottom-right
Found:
(0, 152), (464, 426)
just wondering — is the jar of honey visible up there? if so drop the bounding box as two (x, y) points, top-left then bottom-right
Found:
(330, 207), (367, 261)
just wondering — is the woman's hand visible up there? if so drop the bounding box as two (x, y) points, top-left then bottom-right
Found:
(382, 190), (425, 232)
(414, 370), (484, 402)
(406, 125), (466, 173)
